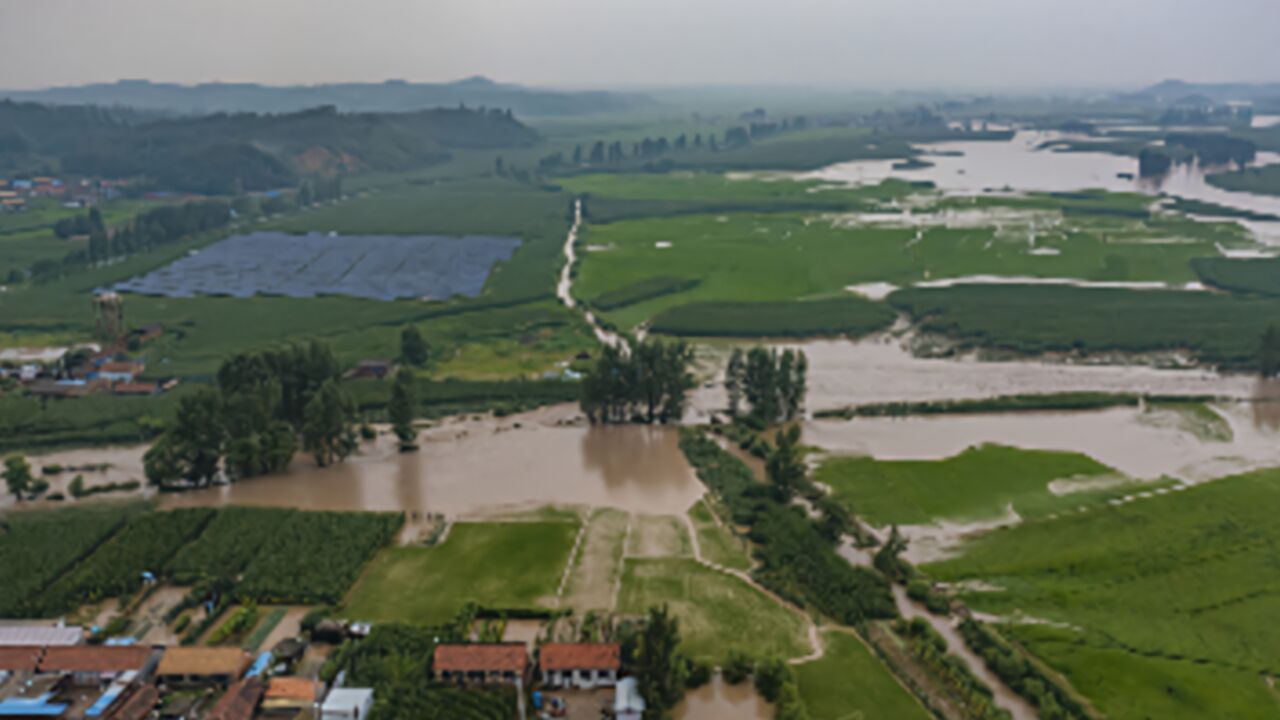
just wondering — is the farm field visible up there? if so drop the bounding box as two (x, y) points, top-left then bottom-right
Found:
(572, 187), (1252, 332)
(925, 467), (1280, 719)
(1207, 164), (1280, 196)
(342, 520), (580, 625)
(889, 283), (1280, 369)
(814, 444), (1144, 527)
(615, 557), (811, 665)
(1191, 256), (1280, 296)
(793, 631), (931, 720)
(687, 498), (752, 571)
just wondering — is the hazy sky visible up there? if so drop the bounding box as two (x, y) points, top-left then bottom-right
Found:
(1, 0), (1277, 90)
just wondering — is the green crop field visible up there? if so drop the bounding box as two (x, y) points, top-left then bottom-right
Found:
(794, 631), (931, 720)
(890, 284), (1280, 369)
(650, 297), (897, 338)
(925, 467), (1280, 719)
(1206, 164), (1280, 196)
(343, 520), (580, 625)
(815, 444), (1156, 527)
(617, 557), (811, 664)
(572, 190), (1249, 331)
(687, 499), (752, 571)
(1191, 256), (1280, 296)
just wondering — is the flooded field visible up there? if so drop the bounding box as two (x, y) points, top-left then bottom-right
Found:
(805, 401), (1280, 483)
(691, 335), (1258, 418)
(153, 407), (703, 517)
(673, 675), (773, 720)
(804, 130), (1280, 237)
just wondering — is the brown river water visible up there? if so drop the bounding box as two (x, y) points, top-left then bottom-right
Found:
(674, 675), (773, 720)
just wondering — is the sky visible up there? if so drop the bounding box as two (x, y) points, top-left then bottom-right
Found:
(0, 0), (1277, 91)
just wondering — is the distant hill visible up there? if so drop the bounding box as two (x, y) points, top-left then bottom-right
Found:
(1132, 79), (1280, 104)
(0, 101), (539, 193)
(0, 77), (655, 117)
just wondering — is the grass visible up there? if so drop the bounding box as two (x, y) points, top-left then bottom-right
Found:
(616, 557), (811, 664)
(342, 521), (579, 625)
(588, 276), (700, 311)
(650, 296), (897, 338)
(560, 508), (628, 612)
(794, 631), (931, 720)
(687, 499), (752, 571)
(1206, 164), (1280, 196)
(813, 391), (1217, 419)
(926, 467), (1280, 719)
(890, 284), (1280, 369)
(815, 444), (1139, 527)
(1191, 256), (1280, 296)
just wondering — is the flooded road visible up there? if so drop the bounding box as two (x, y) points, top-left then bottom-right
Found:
(673, 676), (773, 720)
(691, 335), (1258, 417)
(559, 199), (626, 350)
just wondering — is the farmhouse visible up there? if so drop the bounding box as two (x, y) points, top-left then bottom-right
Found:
(112, 381), (160, 396)
(38, 645), (154, 684)
(260, 676), (320, 716)
(433, 643), (529, 686)
(345, 359), (394, 380)
(538, 643), (620, 689)
(93, 361), (146, 383)
(0, 625), (83, 647)
(155, 647), (251, 689)
(613, 676), (646, 720)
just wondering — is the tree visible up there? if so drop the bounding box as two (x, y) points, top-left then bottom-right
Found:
(400, 325), (429, 367)
(572, 144), (583, 164)
(389, 370), (418, 451)
(1260, 324), (1280, 377)
(725, 348), (745, 418)
(874, 525), (911, 581)
(3, 455), (32, 500)
(580, 339), (694, 424)
(635, 606), (687, 714)
(766, 426), (805, 500)
(144, 387), (226, 488)
(589, 141), (605, 164)
(302, 380), (357, 467)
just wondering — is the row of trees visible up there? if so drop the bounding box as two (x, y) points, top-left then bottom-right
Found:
(145, 341), (357, 488)
(579, 340), (695, 424)
(725, 347), (808, 424)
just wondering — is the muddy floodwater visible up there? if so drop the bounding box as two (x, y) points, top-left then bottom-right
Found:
(691, 335), (1258, 418)
(805, 401), (1280, 483)
(673, 676), (773, 720)
(157, 407), (703, 516)
(804, 130), (1280, 229)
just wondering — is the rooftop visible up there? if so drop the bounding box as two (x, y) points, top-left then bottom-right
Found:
(205, 678), (264, 720)
(38, 646), (151, 674)
(263, 677), (319, 703)
(156, 647), (250, 678)
(0, 647), (42, 673)
(433, 643), (528, 674)
(0, 626), (82, 647)
(540, 643), (621, 671)
(320, 688), (373, 712)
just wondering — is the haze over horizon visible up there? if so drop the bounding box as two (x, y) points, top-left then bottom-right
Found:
(1, 0), (1278, 92)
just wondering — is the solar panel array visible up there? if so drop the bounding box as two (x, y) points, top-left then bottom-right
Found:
(114, 232), (521, 301)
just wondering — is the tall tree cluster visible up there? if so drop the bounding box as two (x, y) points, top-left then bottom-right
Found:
(145, 341), (357, 488)
(725, 347), (807, 424)
(1260, 324), (1280, 378)
(579, 340), (695, 424)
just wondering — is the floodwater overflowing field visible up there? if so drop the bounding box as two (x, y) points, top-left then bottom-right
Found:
(673, 676), (773, 720)
(155, 407), (703, 516)
(803, 130), (1280, 238)
(690, 335), (1258, 418)
(804, 401), (1280, 483)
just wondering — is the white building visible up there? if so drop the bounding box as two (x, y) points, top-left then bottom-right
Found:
(321, 687), (374, 720)
(538, 643), (620, 689)
(614, 677), (646, 720)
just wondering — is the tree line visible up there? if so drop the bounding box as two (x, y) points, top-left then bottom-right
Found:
(725, 346), (808, 425)
(579, 339), (695, 424)
(145, 341), (357, 488)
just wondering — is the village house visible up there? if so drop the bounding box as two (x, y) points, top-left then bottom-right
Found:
(344, 359), (393, 380)
(538, 643), (621, 689)
(206, 677), (266, 720)
(93, 361), (146, 383)
(260, 676), (320, 716)
(112, 381), (161, 396)
(613, 677), (646, 720)
(38, 645), (154, 685)
(433, 643), (529, 686)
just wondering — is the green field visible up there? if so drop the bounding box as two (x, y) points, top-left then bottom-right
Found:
(342, 521), (580, 624)
(1206, 164), (1280, 196)
(890, 284), (1280, 369)
(649, 297), (897, 338)
(815, 444), (1139, 527)
(794, 631), (931, 720)
(616, 557), (811, 664)
(687, 499), (752, 571)
(1191, 256), (1280, 296)
(926, 467), (1280, 719)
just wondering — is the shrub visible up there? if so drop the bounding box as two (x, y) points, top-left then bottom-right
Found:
(722, 652), (754, 684)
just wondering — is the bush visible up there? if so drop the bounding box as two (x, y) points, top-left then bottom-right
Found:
(722, 652), (753, 684)
(753, 657), (790, 702)
(651, 296), (896, 338)
(684, 658), (712, 689)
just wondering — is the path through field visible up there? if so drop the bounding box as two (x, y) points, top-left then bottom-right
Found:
(558, 198), (627, 350)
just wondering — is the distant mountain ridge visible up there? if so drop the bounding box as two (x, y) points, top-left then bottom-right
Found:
(0, 77), (655, 117)
(1133, 79), (1280, 104)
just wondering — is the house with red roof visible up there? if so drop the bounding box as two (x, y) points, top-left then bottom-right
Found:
(432, 643), (529, 686)
(538, 643), (621, 689)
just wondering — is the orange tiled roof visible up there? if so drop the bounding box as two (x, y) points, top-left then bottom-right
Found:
(0, 646), (42, 672)
(39, 646), (151, 673)
(156, 647), (250, 677)
(104, 683), (159, 720)
(264, 676), (319, 702)
(206, 678), (265, 720)
(433, 643), (528, 673)
(540, 643), (621, 671)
